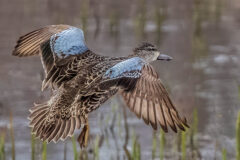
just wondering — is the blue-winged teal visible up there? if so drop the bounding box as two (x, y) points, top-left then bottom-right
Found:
(12, 25), (188, 148)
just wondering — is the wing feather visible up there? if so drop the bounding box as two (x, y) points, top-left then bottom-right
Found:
(13, 25), (70, 57)
(12, 25), (95, 90)
(54, 119), (66, 142)
(120, 64), (188, 132)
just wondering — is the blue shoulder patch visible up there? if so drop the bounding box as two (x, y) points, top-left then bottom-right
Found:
(50, 27), (88, 58)
(104, 57), (146, 79)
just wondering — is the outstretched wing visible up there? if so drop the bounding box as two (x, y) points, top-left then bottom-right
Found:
(13, 25), (70, 57)
(13, 25), (91, 90)
(102, 57), (188, 132)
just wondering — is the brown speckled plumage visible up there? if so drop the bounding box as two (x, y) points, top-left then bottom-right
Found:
(12, 25), (188, 147)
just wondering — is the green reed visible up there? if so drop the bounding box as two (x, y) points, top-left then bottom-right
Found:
(154, 0), (166, 45)
(131, 131), (136, 158)
(0, 133), (5, 160)
(222, 148), (226, 160)
(131, 131), (141, 160)
(117, 111), (122, 138)
(214, 0), (223, 24)
(190, 108), (200, 160)
(42, 141), (47, 160)
(10, 113), (15, 160)
(192, 0), (209, 61)
(63, 142), (67, 160)
(109, 10), (119, 37)
(80, 0), (89, 34)
(134, 0), (146, 40)
(94, 135), (100, 160)
(238, 85), (240, 100)
(71, 136), (78, 160)
(181, 131), (186, 160)
(31, 134), (35, 160)
(152, 132), (157, 159)
(79, 149), (88, 160)
(236, 111), (240, 160)
(159, 129), (165, 160)
(191, 109), (198, 148)
(111, 99), (123, 138)
(192, 109), (198, 137)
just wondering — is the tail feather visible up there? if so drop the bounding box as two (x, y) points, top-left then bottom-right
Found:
(54, 120), (66, 142)
(28, 102), (85, 143)
(47, 119), (61, 143)
(28, 106), (48, 120)
(30, 111), (47, 128)
(61, 120), (71, 141)
(29, 102), (48, 113)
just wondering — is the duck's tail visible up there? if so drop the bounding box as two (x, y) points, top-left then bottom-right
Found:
(28, 102), (85, 143)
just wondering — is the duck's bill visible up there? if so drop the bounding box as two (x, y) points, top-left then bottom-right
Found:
(157, 54), (173, 61)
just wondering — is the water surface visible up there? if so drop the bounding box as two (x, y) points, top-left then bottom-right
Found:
(0, 0), (240, 159)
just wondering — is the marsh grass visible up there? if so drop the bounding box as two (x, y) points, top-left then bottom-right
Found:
(31, 134), (35, 160)
(236, 111), (240, 160)
(159, 129), (165, 160)
(64, 142), (67, 160)
(192, 0), (209, 60)
(192, 109), (198, 138)
(181, 131), (187, 160)
(122, 106), (131, 160)
(0, 133), (5, 160)
(152, 132), (157, 159)
(154, 0), (166, 45)
(131, 131), (141, 160)
(93, 135), (100, 160)
(190, 108), (200, 159)
(134, 0), (146, 40)
(2, 102), (240, 160)
(71, 136), (78, 160)
(80, 0), (89, 34)
(109, 10), (119, 37)
(79, 149), (88, 160)
(222, 148), (226, 160)
(10, 112), (15, 160)
(42, 141), (47, 160)
(238, 85), (240, 100)
(214, 0), (223, 23)
(117, 112), (122, 138)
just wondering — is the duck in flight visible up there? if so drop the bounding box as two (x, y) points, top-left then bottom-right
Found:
(12, 25), (188, 148)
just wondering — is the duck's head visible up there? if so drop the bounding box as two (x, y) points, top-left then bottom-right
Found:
(133, 42), (172, 63)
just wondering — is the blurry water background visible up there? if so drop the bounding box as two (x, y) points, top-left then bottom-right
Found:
(0, 0), (240, 159)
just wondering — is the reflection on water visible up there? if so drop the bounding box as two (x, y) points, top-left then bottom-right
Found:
(0, 0), (240, 159)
